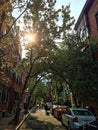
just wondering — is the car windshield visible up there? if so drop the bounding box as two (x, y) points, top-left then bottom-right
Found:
(73, 110), (92, 116)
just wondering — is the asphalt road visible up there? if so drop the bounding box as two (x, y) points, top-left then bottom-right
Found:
(19, 108), (66, 130)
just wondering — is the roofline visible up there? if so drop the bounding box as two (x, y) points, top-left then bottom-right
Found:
(74, 0), (94, 30)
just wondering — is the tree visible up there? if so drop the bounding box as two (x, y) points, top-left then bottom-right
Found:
(20, 0), (74, 98)
(47, 33), (98, 107)
(2, 0), (75, 123)
(18, 0), (98, 109)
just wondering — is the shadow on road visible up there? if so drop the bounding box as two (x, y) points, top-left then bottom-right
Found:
(31, 107), (38, 113)
(21, 109), (65, 130)
(25, 116), (64, 130)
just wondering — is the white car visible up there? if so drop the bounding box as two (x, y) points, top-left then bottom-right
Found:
(61, 108), (96, 130)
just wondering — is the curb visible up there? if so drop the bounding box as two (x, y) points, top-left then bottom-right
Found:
(14, 109), (32, 130)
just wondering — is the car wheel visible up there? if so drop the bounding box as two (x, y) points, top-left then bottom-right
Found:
(57, 114), (60, 120)
(67, 124), (71, 130)
(58, 114), (61, 121)
(61, 120), (65, 126)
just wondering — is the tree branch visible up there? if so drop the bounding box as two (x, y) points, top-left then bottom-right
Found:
(0, 0), (31, 39)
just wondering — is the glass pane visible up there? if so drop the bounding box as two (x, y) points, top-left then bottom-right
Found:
(73, 110), (92, 116)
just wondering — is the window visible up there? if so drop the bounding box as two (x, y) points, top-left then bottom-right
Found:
(12, 72), (16, 81)
(14, 92), (19, 101)
(66, 109), (71, 115)
(95, 12), (98, 27)
(73, 110), (92, 116)
(79, 28), (85, 39)
(85, 27), (89, 37)
(1, 86), (8, 103)
(79, 28), (83, 38)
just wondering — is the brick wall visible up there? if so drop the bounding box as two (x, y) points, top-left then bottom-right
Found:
(88, 0), (98, 39)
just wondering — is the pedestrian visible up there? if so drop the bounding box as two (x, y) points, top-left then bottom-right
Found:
(44, 103), (48, 115)
(37, 104), (39, 109)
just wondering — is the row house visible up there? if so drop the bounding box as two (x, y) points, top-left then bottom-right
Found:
(74, 0), (98, 109)
(0, 1), (24, 116)
(75, 0), (98, 40)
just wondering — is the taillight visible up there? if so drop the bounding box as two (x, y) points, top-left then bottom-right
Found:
(73, 117), (78, 122)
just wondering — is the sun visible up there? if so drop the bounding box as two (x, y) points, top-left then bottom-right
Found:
(25, 32), (36, 44)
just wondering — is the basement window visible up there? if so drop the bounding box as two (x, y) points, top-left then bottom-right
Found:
(95, 12), (98, 28)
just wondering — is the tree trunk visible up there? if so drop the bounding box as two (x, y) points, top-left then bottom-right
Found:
(14, 102), (20, 124)
(72, 94), (78, 107)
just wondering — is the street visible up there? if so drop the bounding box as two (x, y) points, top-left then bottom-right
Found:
(19, 107), (66, 130)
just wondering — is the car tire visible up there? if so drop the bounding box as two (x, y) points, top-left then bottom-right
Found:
(57, 114), (60, 120)
(67, 124), (71, 130)
(58, 114), (61, 121)
(61, 120), (65, 126)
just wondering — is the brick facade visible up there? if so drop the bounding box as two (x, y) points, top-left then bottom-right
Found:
(88, 0), (98, 39)
(74, 0), (98, 110)
(75, 0), (98, 40)
(0, 1), (24, 115)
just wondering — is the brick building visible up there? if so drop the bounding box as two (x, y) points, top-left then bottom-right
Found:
(75, 0), (98, 40)
(74, 0), (98, 109)
(0, 1), (24, 115)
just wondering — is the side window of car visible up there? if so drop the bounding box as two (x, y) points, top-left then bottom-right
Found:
(66, 109), (71, 115)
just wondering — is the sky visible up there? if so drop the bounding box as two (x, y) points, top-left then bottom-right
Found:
(14, 0), (86, 25)
(56, 0), (86, 22)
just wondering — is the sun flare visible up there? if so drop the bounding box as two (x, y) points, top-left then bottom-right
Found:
(25, 33), (36, 44)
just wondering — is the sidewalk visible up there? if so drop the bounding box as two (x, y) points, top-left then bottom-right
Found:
(19, 109), (65, 130)
(0, 109), (25, 130)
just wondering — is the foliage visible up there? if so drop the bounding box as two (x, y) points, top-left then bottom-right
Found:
(19, 0), (74, 105)
(33, 81), (49, 102)
(1, 0), (98, 111)
(44, 32), (98, 106)
(3, 0), (98, 122)
(53, 34), (98, 106)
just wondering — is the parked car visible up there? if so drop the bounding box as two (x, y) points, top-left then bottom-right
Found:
(86, 120), (98, 130)
(53, 105), (67, 120)
(61, 108), (96, 130)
